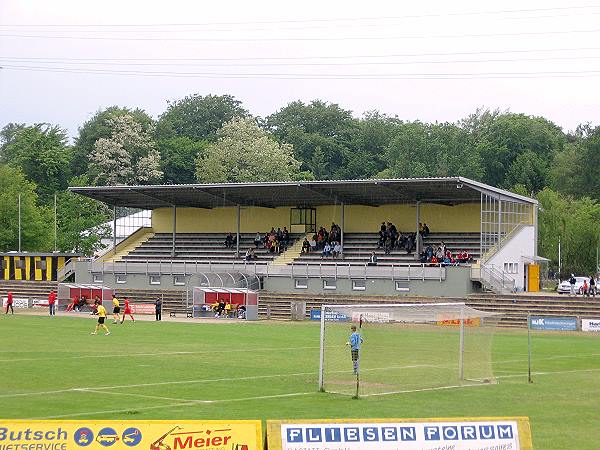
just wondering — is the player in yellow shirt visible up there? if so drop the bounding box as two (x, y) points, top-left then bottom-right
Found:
(92, 300), (110, 335)
(111, 295), (120, 324)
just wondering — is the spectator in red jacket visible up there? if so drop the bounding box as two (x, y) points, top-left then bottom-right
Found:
(48, 291), (56, 316)
(5, 292), (14, 314)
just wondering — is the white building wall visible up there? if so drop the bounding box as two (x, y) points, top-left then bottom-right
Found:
(485, 225), (535, 291)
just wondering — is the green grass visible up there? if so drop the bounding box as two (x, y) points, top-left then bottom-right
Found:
(1, 314), (599, 449)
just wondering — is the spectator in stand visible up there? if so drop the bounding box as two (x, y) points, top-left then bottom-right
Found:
(425, 245), (434, 261)
(368, 252), (378, 266)
(310, 235), (317, 251)
(430, 255), (439, 265)
(282, 227), (290, 246)
(48, 290), (56, 316)
(378, 227), (386, 248)
(583, 279), (589, 296)
(224, 232), (234, 248)
(423, 223), (430, 237)
(440, 241), (447, 256)
(435, 246), (444, 260)
(245, 248), (257, 261)
(388, 222), (398, 249)
(301, 238), (311, 254)
(5, 291), (14, 314)
(384, 235), (392, 254)
(254, 232), (262, 248)
(322, 242), (332, 258)
(333, 241), (342, 258)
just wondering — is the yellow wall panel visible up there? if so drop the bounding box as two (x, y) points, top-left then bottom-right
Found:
(46, 256), (52, 281)
(152, 203), (481, 234)
(57, 256), (65, 271)
(34, 256), (42, 281)
(25, 256), (31, 281)
(3, 256), (9, 280)
(14, 257), (22, 280)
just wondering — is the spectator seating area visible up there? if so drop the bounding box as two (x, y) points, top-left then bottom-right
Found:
(119, 233), (301, 265)
(293, 232), (481, 266)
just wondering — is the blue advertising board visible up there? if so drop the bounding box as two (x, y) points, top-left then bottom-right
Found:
(529, 316), (577, 331)
(310, 309), (349, 321)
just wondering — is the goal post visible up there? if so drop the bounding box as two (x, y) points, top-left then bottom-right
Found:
(318, 302), (501, 397)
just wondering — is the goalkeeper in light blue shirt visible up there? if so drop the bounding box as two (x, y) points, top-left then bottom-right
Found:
(347, 324), (364, 375)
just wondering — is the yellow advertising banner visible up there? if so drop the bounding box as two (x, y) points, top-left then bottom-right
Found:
(0, 420), (262, 450)
(267, 417), (533, 450)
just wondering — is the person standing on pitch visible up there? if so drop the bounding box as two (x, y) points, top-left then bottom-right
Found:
(155, 297), (162, 321)
(111, 294), (120, 324)
(48, 290), (56, 316)
(120, 297), (135, 323)
(346, 324), (364, 375)
(91, 300), (110, 336)
(5, 291), (14, 314)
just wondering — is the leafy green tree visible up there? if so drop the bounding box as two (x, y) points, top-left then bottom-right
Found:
(382, 122), (483, 179)
(56, 176), (111, 256)
(0, 165), (52, 252)
(158, 136), (208, 184)
(1, 124), (72, 204)
(463, 111), (565, 188)
(196, 117), (304, 183)
(72, 106), (154, 178)
(0, 123), (26, 150)
(156, 94), (248, 142)
(504, 150), (549, 194)
(89, 115), (162, 186)
(537, 188), (600, 276)
(266, 100), (359, 179)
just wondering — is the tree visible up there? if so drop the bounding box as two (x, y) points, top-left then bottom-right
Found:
(56, 176), (111, 256)
(463, 111), (565, 188)
(156, 94), (248, 142)
(196, 117), (304, 183)
(0, 165), (51, 252)
(89, 115), (163, 186)
(381, 122), (483, 179)
(72, 106), (154, 177)
(537, 188), (600, 276)
(0, 123), (26, 150)
(158, 136), (208, 184)
(1, 124), (72, 205)
(266, 100), (359, 179)
(504, 150), (549, 193)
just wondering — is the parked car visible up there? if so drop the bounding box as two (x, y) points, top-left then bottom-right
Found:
(557, 276), (596, 294)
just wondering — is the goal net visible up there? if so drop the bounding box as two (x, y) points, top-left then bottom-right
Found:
(318, 302), (501, 397)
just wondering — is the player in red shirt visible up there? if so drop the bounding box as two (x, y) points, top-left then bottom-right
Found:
(5, 292), (14, 314)
(48, 290), (56, 316)
(120, 298), (135, 323)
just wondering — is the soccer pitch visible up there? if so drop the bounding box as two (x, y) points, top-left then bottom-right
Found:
(1, 314), (599, 449)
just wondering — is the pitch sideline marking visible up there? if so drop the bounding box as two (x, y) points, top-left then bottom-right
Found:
(31, 392), (315, 419)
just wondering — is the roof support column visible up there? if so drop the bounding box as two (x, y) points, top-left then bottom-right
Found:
(340, 202), (345, 254)
(236, 204), (241, 258)
(112, 205), (117, 255)
(533, 204), (538, 258)
(498, 197), (502, 251)
(171, 204), (177, 257)
(415, 200), (421, 256)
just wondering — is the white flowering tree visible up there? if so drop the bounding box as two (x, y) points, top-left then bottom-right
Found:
(89, 115), (163, 185)
(195, 117), (303, 183)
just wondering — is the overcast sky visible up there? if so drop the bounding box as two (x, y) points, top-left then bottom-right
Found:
(1, 0), (599, 140)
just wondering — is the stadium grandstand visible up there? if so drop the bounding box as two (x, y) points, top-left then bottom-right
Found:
(64, 177), (542, 299)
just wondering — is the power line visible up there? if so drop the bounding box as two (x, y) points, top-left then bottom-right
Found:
(3, 54), (600, 67)
(3, 64), (600, 80)
(1, 46), (599, 62)
(1, 28), (599, 42)
(0, 5), (599, 27)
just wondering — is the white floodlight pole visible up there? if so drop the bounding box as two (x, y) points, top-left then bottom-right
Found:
(458, 305), (465, 381)
(318, 304), (326, 392)
(18, 194), (22, 252)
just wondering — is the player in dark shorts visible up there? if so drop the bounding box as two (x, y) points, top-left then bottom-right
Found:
(112, 295), (120, 324)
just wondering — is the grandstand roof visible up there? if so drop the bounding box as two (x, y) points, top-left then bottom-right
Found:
(69, 177), (537, 209)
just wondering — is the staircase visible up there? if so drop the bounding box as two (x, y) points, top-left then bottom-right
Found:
(269, 234), (311, 266)
(99, 227), (154, 263)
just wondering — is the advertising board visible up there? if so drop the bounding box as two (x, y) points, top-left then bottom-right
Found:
(529, 316), (577, 331)
(267, 418), (533, 450)
(2, 297), (29, 308)
(0, 420), (262, 450)
(130, 303), (156, 315)
(309, 309), (348, 321)
(581, 318), (600, 332)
